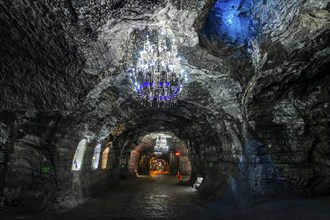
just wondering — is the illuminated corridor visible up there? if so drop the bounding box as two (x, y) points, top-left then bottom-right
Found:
(1, 0), (330, 219)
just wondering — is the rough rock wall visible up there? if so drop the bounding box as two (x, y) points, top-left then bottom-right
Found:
(0, 0), (329, 212)
(234, 0), (330, 204)
(0, 110), (120, 212)
(0, 0), (126, 211)
(179, 155), (191, 175)
(0, 111), (61, 211)
(0, 0), (98, 110)
(190, 0), (330, 205)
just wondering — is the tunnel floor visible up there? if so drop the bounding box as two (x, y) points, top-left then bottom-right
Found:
(3, 175), (330, 220)
(52, 174), (204, 219)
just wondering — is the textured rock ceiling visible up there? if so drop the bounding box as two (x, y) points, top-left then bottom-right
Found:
(0, 0), (330, 209)
(0, 0), (246, 140)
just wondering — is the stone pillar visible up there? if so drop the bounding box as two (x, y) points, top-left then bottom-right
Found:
(119, 156), (128, 179)
(169, 151), (175, 174)
(128, 150), (139, 174)
(0, 122), (15, 209)
(0, 151), (8, 209)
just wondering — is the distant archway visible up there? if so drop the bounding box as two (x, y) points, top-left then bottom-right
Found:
(91, 143), (101, 170)
(71, 138), (88, 171)
(101, 147), (110, 170)
(150, 158), (170, 175)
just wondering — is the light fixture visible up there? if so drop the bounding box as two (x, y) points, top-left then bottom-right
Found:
(193, 177), (204, 189)
(154, 135), (169, 153)
(128, 28), (187, 107)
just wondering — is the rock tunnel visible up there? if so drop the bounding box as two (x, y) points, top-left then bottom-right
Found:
(0, 0), (330, 219)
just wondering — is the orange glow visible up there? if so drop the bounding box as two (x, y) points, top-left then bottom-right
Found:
(101, 147), (110, 169)
(149, 158), (169, 175)
(175, 152), (181, 156)
(149, 170), (170, 176)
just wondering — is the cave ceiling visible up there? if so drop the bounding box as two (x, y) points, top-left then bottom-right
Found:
(0, 0), (329, 144)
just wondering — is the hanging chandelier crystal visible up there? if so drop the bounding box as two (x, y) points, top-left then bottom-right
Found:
(128, 28), (188, 107)
(154, 135), (169, 153)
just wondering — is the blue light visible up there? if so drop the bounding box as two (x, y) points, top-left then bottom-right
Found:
(150, 83), (154, 87)
(156, 95), (173, 102)
(159, 82), (164, 87)
(203, 0), (256, 46)
(136, 85), (183, 102)
(165, 82), (170, 87)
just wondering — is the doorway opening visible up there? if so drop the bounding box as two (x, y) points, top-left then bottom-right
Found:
(128, 133), (192, 179)
(150, 157), (169, 175)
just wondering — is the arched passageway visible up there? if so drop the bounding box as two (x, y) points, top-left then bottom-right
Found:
(127, 132), (191, 177)
(1, 0), (330, 219)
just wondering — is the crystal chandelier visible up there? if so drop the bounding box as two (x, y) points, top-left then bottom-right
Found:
(128, 29), (188, 107)
(154, 135), (169, 153)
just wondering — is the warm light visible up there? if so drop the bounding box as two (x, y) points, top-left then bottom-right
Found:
(101, 147), (110, 169)
(175, 152), (181, 156)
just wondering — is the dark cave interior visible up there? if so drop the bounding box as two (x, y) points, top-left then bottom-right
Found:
(0, 0), (329, 219)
